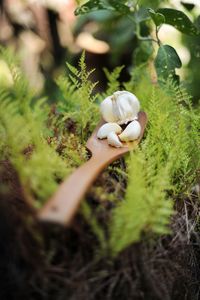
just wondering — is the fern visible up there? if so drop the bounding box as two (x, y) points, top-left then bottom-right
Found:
(102, 66), (124, 97)
(110, 150), (173, 254)
(108, 69), (200, 255)
(0, 90), (69, 205)
(0, 52), (72, 204)
(0, 50), (100, 206)
(56, 51), (99, 140)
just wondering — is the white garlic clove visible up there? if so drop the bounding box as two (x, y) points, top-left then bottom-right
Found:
(119, 120), (141, 142)
(100, 90), (140, 125)
(97, 123), (122, 139)
(107, 132), (123, 148)
(100, 96), (117, 123)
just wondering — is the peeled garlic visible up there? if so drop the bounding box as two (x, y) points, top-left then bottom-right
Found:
(100, 90), (140, 125)
(107, 132), (123, 148)
(119, 120), (141, 142)
(97, 123), (122, 139)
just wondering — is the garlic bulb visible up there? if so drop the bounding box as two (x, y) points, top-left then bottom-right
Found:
(97, 123), (122, 139)
(100, 91), (140, 125)
(119, 120), (141, 142)
(107, 132), (123, 148)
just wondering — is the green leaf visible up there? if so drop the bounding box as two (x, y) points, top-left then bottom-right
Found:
(109, 0), (130, 14)
(155, 45), (182, 83)
(74, 0), (109, 16)
(74, 0), (130, 16)
(148, 8), (165, 27)
(158, 8), (199, 35)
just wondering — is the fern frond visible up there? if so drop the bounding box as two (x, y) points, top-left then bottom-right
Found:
(110, 150), (173, 255)
(109, 70), (200, 255)
(56, 52), (99, 138)
(102, 66), (124, 98)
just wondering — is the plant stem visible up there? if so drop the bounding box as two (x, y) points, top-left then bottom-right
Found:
(155, 26), (161, 46)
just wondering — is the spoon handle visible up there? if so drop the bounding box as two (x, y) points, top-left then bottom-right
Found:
(38, 154), (111, 225)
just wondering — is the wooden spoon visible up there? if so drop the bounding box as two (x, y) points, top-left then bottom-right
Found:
(38, 111), (148, 225)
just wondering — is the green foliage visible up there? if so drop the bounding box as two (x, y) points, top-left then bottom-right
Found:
(109, 70), (200, 255)
(158, 8), (200, 35)
(74, 0), (200, 86)
(0, 67), (69, 205)
(0, 93), (69, 205)
(102, 66), (124, 96)
(56, 51), (99, 139)
(155, 45), (182, 83)
(0, 50), (98, 206)
(75, 0), (130, 16)
(134, 41), (153, 65)
(110, 150), (173, 254)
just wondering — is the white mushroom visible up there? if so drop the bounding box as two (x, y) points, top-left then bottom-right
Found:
(119, 120), (141, 142)
(107, 132), (123, 148)
(100, 90), (140, 125)
(97, 123), (122, 139)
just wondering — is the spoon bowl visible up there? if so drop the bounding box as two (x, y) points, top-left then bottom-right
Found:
(87, 111), (147, 156)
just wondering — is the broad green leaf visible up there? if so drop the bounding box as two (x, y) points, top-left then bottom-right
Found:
(148, 8), (165, 26)
(109, 0), (130, 14)
(158, 8), (199, 35)
(155, 45), (182, 83)
(74, 0), (130, 16)
(75, 0), (109, 15)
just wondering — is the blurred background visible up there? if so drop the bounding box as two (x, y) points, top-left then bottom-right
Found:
(0, 0), (200, 101)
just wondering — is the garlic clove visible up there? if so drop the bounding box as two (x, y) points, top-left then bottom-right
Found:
(119, 120), (141, 142)
(97, 123), (122, 139)
(100, 90), (140, 125)
(107, 132), (123, 148)
(100, 96), (117, 123)
(113, 91), (140, 125)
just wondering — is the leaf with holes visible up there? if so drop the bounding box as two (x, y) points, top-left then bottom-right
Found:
(109, 0), (130, 14)
(74, 0), (130, 16)
(74, 0), (109, 15)
(155, 45), (182, 84)
(158, 8), (199, 35)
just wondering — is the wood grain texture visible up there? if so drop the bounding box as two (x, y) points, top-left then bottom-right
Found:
(38, 112), (148, 225)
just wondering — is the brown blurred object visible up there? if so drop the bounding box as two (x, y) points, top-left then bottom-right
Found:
(19, 30), (45, 91)
(29, 3), (52, 51)
(0, 11), (13, 42)
(0, 0), (78, 92)
(76, 32), (110, 54)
